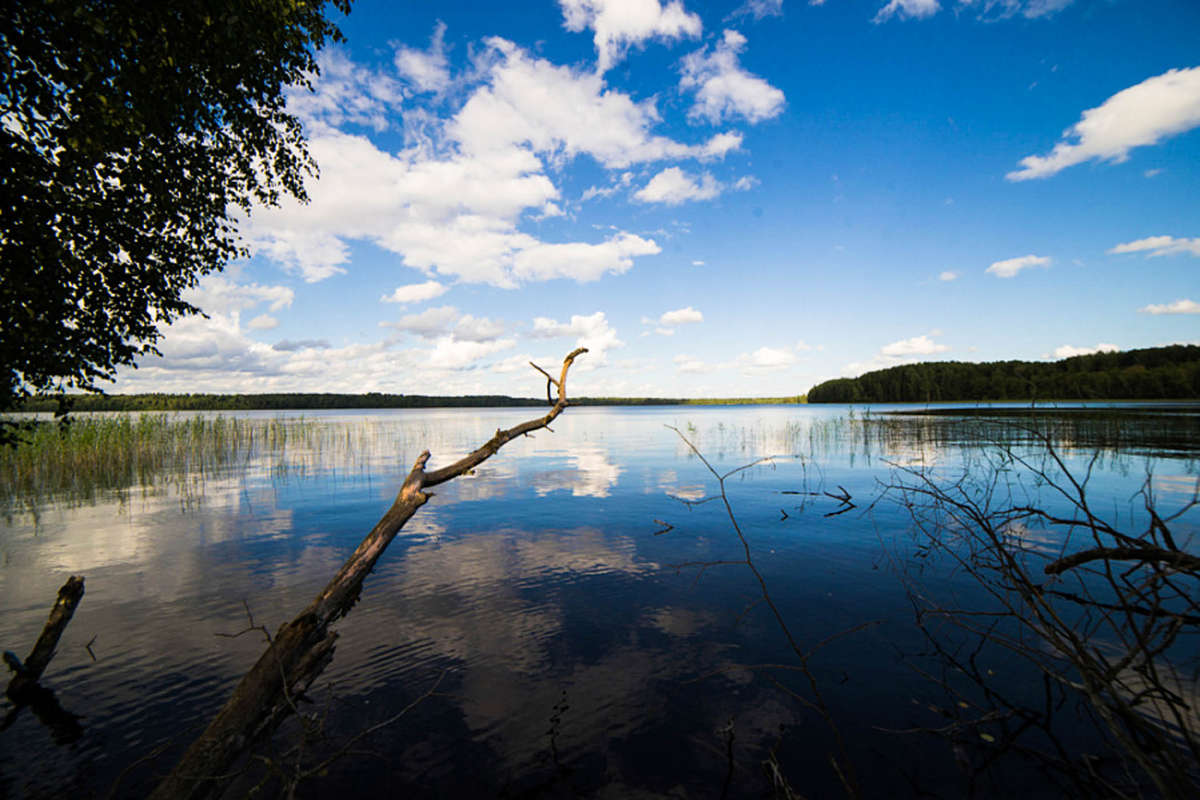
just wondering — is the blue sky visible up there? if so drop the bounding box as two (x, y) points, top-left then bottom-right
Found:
(113, 0), (1200, 398)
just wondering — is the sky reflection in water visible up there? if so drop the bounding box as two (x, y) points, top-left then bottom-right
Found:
(1, 405), (1197, 798)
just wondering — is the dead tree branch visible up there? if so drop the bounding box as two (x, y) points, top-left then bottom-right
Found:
(5, 575), (85, 701)
(149, 348), (587, 800)
(884, 421), (1200, 798)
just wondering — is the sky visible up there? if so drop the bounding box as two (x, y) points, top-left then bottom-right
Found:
(111, 0), (1200, 399)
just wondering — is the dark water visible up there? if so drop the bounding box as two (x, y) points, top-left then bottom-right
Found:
(1, 404), (1198, 798)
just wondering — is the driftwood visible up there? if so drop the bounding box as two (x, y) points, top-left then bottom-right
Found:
(149, 348), (587, 800)
(3, 575), (86, 742)
(5, 575), (85, 700)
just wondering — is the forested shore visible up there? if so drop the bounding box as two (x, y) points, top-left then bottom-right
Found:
(15, 393), (804, 412)
(807, 345), (1200, 403)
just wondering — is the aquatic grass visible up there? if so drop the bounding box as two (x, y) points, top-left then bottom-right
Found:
(0, 413), (446, 518)
(0, 414), (318, 515)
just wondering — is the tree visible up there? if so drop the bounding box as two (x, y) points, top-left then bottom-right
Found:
(0, 0), (351, 438)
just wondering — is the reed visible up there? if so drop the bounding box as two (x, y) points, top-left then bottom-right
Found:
(0, 414), (320, 514)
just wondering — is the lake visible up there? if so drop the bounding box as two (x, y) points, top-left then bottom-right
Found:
(2, 404), (1198, 798)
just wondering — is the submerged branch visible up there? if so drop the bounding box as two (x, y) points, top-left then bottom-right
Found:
(149, 349), (587, 800)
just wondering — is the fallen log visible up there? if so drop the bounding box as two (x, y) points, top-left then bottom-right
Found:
(5, 575), (85, 701)
(149, 348), (587, 800)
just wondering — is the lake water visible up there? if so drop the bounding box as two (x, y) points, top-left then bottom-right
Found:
(1, 404), (1198, 798)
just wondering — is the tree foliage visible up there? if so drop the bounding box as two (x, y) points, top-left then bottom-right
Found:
(0, 0), (350, 428)
(807, 345), (1200, 403)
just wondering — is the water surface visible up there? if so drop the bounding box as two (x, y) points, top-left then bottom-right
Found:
(1, 404), (1197, 797)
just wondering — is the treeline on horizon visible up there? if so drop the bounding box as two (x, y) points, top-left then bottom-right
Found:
(16, 393), (805, 413)
(807, 345), (1200, 403)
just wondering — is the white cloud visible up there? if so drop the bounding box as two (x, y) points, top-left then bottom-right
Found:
(634, 167), (723, 204)
(674, 353), (713, 373)
(795, 340), (814, 351)
(1144, 168), (1164, 178)
(531, 311), (623, 363)
(938, 270), (959, 281)
(1008, 67), (1200, 181)
(874, 0), (941, 23)
(738, 346), (796, 370)
(1053, 343), (1119, 359)
(1139, 299), (1200, 315)
(273, 339), (330, 351)
(287, 48), (405, 133)
(513, 232), (661, 282)
(986, 254), (1050, 278)
(841, 332), (949, 376)
(382, 305), (461, 338)
(395, 21), (451, 93)
(247, 314), (279, 331)
(252, 40), (753, 287)
(559, 0), (703, 73)
(454, 39), (740, 169)
(691, 260), (705, 266)
(581, 171), (634, 202)
(961, 1), (1075, 20)
(184, 275), (295, 315)
(453, 314), (508, 341)
(732, 175), (759, 191)
(381, 280), (450, 304)
(880, 335), (950, 357)
(426, 336), (517, 369)
(680, 30), (785, 124)
(660, 306), (704, 325)
(1109, 236), (1200, 258)
(730, 0), (784, 20)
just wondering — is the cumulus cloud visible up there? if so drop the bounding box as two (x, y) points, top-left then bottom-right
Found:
(253, 39), (754, 286)
(531, 311), (623, 363)
(660, 306), (704, 325)
(1109, 236), (1200, 258)
(395, 21), (451, 93)
(426, 336), (517, 369)
(559, 0), (703, 73)
(634, 167), (723, 204)
(1053, 343), (1119, 359)
(512, 233), (661, 282)
(938, 270), (959, 281)
(841, 332), (950, 376)
(1008, 67), (1200, 181)
(674, 353), (713, 373)
(680, 30), (785, 124)
(986, 254), (1050, 278)
(273, 339), (331, 351)
(453, 39), (740, 169)
(287, 48), (405, 133)
(185, 275), (295, 315)
(381, 280), (449, 305)
(1139, 299), (1200, 315)
(738, 346), (796, 370)
(873, 0), (941, 23)
(581, 171), (635, 202)
(247, 314), (279, 331)
(453, 314), (508, 341)
(382, 305), (462, 338)
(881, 335), (950, 357)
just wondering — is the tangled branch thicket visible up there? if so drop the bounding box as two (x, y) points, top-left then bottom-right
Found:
(886, 425), (1199, 798)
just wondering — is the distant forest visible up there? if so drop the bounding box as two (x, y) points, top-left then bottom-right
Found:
(16, 393), (804, 412)
(807, 345), (1200, 403)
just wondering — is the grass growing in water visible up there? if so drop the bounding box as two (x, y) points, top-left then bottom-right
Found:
(0, 414), (317, 515)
